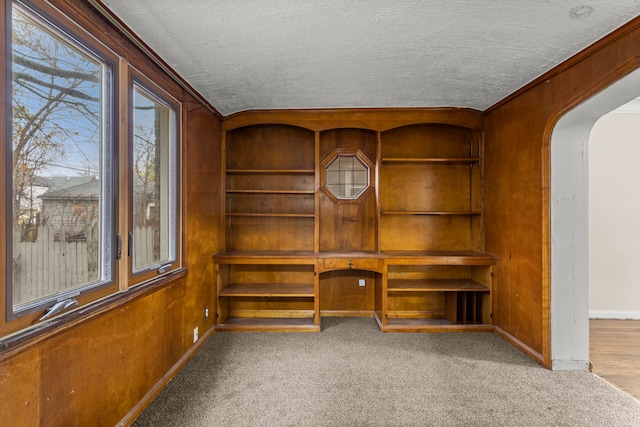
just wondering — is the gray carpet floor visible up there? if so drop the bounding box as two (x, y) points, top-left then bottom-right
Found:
(133, 317), (640, 426)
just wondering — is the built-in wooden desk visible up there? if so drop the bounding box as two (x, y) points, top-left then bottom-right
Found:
(213, 251), (496, 332)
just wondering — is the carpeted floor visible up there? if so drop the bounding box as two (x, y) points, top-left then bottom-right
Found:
(133, 317), (640, 426)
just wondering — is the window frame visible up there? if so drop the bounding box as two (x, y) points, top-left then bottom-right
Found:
(126, 67), (182, 285)
(320, 148), (374, 204)
(3, 0), (120, 327)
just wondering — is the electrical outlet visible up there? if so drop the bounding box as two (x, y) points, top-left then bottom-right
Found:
(193, 326), (199, 343)
(358, 278), (366, 287)
(205, 306), (209, 319)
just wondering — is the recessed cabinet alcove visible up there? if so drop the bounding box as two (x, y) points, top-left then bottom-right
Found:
(213, 110), (496, 332)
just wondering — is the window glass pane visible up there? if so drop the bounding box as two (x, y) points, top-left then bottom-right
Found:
(324, 155), (369, 199)
(132, 84), (177, 272)
(10, 3), (112, 310)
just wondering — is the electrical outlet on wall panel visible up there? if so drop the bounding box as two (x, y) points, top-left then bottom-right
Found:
(359, 278), (366, 287)
(193, 326), (199, 343)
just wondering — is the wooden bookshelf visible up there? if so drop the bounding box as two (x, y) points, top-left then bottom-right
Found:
(215, 112), (495, 332)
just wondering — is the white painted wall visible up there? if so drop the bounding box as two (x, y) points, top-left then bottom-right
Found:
(589, 111), (640, 319)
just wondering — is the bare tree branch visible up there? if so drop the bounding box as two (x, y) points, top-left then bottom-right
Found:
(14, 71), (99, 102)
(13, 53), (100, 83)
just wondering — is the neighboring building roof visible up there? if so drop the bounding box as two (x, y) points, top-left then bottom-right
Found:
(35, 176), (95, 192)
(35, 175), (155, 201)
(38, 177), (99, 200)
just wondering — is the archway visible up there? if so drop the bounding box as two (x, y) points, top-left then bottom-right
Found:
(550, 68), (640, 370)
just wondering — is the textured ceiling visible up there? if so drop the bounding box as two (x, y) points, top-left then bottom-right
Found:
(100, 0), (640, 116)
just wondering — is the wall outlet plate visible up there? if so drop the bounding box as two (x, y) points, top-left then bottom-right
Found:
(193, 326), (199, 343)
(359, 278), (366, 287)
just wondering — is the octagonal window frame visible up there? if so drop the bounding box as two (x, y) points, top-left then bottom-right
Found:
(320, 148), (374, 203)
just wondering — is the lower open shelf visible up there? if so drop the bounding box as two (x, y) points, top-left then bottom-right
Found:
(215, 317), (320, 332)
(219, 282), (314, 297)
(373, 312), (494, 332)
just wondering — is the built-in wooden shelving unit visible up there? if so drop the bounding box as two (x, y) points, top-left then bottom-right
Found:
(214, 111), (495, 332)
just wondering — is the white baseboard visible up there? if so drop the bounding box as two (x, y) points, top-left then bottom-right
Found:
(589, 310), (640, 320)
(552, 359), (590, 371)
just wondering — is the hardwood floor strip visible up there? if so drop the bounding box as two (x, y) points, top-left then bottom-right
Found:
(590, 319), (640, 400)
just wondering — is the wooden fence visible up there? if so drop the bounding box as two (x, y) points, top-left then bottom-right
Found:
(133, 225), (155, 270)
(12, 225), (155, 306)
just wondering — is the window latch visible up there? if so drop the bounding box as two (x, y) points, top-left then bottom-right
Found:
(39, 298), (78, 322)
(157, 263), (172, 274)
(116, 234), (122, 260)
(128, 232), (133, 257)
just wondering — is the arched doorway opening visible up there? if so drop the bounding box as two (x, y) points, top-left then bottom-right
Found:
(550, 68), (640, 370)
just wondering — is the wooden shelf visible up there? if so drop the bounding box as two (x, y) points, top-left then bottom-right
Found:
(385, 317), (452, 326)
(388, 279), (489, 293)
(213, 250), (496, 264)
(381, 211), (481, 216)
(226, 169), (315, 174)
(379, 317), (494, 332)
(219, 282), (314, 297)
(226, 189), (315, 194)
(216, 317), (320, 332)
(213, 251), (318, 267)
(381, 157), (480, 164)
(383, 250), (497, 265)
(226, 213), (315, 218)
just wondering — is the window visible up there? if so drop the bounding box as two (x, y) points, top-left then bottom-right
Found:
(130, 78), (179, 277)
(320, 149), (373, 202)
(325, 155), (369, 199)
(3, 0), (183, 331)
(8, 1), (114, 316)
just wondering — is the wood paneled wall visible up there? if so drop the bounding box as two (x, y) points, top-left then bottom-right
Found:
(318, 128), (378, 252)
(484, 16), (640, 367)
(182, 103), (223, 347)
(0, 100), (221, 427)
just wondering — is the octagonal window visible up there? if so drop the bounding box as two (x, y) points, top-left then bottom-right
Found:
(324, 154), (370, 200)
